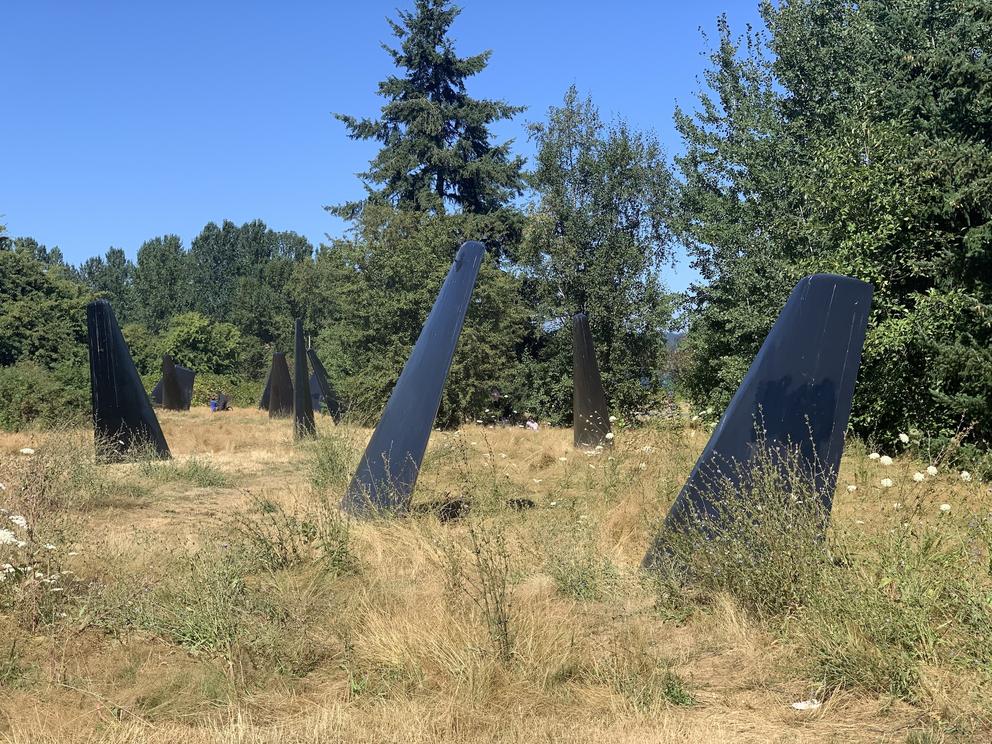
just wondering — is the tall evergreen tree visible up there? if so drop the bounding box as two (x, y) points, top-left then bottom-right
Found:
(331, 0), (525, 223)
(133, 234), (190, 332)
(78, 247), (137, 323)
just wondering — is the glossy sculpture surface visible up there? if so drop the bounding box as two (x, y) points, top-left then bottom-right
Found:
(151, 355), (194, 410)
(266, 352), (293, 418)
(343, 241), (485, 516)
(643, 274), (873, 568)
(293, 319), (316, 439)
(87, 299), (170, 461)
(572, 312), (611, 448)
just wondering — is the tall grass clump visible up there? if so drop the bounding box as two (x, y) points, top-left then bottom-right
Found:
(443, 519), (515, 662)
(648, 441), (832, 618)
(231, 493), (355, 575)
(307, 429), (359, 492)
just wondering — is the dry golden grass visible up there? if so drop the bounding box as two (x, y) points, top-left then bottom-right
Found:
(1, 409), (989, 743)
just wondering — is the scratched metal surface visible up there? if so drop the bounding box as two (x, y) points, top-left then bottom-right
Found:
(572, 312), (612, 449)
(343, 241), (485, 516)
(645, 273), (872, 566)
(293, 319), (317, 439)
(87, 299), (170, 461)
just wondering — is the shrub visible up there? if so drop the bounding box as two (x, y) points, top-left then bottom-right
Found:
(0, 361), (88, 431)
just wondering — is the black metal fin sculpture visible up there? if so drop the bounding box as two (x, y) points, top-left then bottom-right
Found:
(643, 274), (872, 568)
(87, 299), (170, 461)
(151, 355), (195, 411)
(258, 368), (272, 410)
(343, 241), (486, 517)
(572, 312), (611, 448)
(293, 319), (317, 439)
(266, 352), (293, 418)
(307, 349), (342, 423)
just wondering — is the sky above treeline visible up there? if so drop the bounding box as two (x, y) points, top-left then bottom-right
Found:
(2, 1), (765, 291)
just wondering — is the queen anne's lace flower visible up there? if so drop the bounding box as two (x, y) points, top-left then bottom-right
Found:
(869, 452), (881, 460)
(913, 472), (925, 482)
(880, 455), (893, 466)
(0, 529), (17, 546)
(881, 478), (894, 488)
(9, 515), (27, 530)
(899, 433), (910, 444)
(847, 484), (857, 493)
(926, 465), (938, 476)
(940, 503), (951, 513)
(961, 471), (973, 482)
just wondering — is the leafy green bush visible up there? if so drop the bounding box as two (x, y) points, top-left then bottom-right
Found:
(0, 361), (88, 431)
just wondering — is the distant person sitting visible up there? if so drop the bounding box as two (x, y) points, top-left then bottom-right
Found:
(209, 394), (218, 413)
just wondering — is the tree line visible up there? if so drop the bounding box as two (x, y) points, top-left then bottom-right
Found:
(2, 0), (990, 464)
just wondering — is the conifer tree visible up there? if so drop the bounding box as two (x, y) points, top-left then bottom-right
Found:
(331, 0), (525, 220)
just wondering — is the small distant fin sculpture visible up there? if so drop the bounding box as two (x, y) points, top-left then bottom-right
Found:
(266, 353), (293, 418)
(293, 319), (317, 439)
(87, 299), (170, 461)
(307, 349), (342, 422)
(151, 355), (194, 410)
(572, 312), (611, 448)
(343, 240), (485, 517)
(643, 274), (872, 568)
(258, 369), (272, 410)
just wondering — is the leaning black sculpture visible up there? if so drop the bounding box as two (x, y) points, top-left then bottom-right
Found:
(572, 312), (611, 448)
(343, 240), (486, 517)
(151, 354), (195, 411)
(293, 319), (316, 439)
(643, 273), (872, 568)
(266, 352), (293, 418)
(87, 299), (170, 461)
(308, 349), (342, 422)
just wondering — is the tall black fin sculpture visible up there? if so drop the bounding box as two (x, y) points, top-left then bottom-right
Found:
(307, 349), (343, 422)
(572, 312), (611, 448)
(343, 241), (485, 517)
(266, 353), (293, 418)
(293, 319), (317, 439)
(643, 274), (872, 568)
(151, 355), (195, 410)
(87, 299), (170, 461)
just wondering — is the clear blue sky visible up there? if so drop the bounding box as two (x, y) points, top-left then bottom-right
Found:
(2, 1), (764, 291)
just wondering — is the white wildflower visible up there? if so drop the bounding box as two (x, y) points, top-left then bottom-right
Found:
(960, 471), (972, 482)
(869, 452), (881, 460)
(19, 447), (35, 455)
(639, 462), (647, 470)
(926, 465), (938, 476)
(9, 515), (27, 530)
(846, 484), (857, 493)
(880, 455), (893, 466)
(940, 503), (951, 513)
(899, 433), (910, 444)
(880, 478), (894, 488)
(609, 415), (617, 423)
(0, 483), (5, 491)
(1, 563), (14, 573)
(44, 544), (56, 550)
(642, 445), (655, 453)
(913, 472), (925, 483)
(605, 432), (615, 441)
(791, 699), (822, 712)
(558, 457), (568, 462)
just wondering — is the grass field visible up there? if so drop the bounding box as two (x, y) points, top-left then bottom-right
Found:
(1, 409), (990, 743)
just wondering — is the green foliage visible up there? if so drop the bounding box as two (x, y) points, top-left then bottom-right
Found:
(78, 247), (137, 324)
(521, 87), (675, 421)
(0, 361), (87, 431)
(332, 0), (525, 228)
(133, 234), (190, 332)
(311, 207), (526, 426)
(159, 311), (248, 377)
(675, 2), (992, 447)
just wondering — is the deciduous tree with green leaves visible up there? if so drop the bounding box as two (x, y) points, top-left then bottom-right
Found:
(520, 86), (676, 420)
